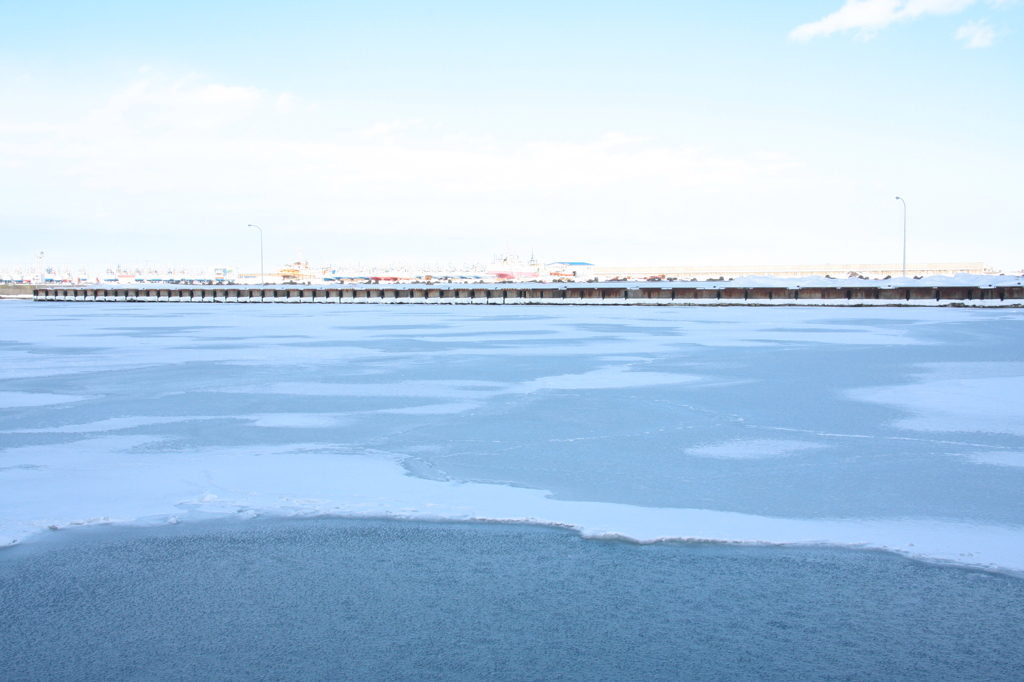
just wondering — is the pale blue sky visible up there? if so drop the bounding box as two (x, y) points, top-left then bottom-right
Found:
(1, 1), (1021, 271)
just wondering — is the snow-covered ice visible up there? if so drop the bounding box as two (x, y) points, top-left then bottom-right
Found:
(2, 301), (1024, 572)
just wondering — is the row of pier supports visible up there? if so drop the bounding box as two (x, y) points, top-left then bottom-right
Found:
(33, 285), (1024, 305)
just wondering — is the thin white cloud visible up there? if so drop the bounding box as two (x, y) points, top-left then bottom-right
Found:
(790, 0), (981, 41)
(275, 92), (295, 114)
(90, 74), (262, 131)
(0, 74), (806, 258)
(361, 119), (425, 138)
(955, 19), (997, 46)
(0, 77), (790, 196)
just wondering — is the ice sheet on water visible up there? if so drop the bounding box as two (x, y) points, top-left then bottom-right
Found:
(245, 368), (701, 404)
(3, 441), (1021, 571)
(2, 302), (1024, 572)
(379, 402), (482, 415)
(244, 413), (347, 428)
(0, 391), (90, 408)
(1, 416), (210, 433)
(504, 367), (700, 393)
(958, 452), (1024, 468)
(685, 439), (822, 459)
(848, 369), (1024, 436)
(249, 379), (504, 399)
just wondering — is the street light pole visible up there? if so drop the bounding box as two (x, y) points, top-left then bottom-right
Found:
(895, 197), (906, 278)
(248, 224), (264, 284)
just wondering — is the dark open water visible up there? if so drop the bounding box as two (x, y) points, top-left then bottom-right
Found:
(2, 518), (1023, 682)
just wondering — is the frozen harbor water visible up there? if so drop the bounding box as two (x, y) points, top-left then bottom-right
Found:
(3, 517), (1023, 682)
(2, 301), (1024, 679)
(2, 301), (1024, 568)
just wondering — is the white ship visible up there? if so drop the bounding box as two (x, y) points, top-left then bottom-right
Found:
(487, 250), (543, 281)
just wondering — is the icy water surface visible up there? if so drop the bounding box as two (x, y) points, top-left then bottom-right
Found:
(3, 518), (1023, 682)
(2, 302), (1024, 568)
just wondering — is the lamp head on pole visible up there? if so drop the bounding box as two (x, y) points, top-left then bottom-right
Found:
(895, 197), (900, 201)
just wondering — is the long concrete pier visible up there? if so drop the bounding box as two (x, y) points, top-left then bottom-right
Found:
(30, 281), (1024, 306)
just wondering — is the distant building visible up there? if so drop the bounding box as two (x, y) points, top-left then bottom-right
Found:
(547, 262), (595, 279)
(596, 262), (987, 281)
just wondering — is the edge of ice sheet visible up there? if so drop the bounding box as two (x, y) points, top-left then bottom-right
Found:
(3, 449), (1022, 575)
(847, 374), (1024, 436)
(0, 392), (92, 408)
